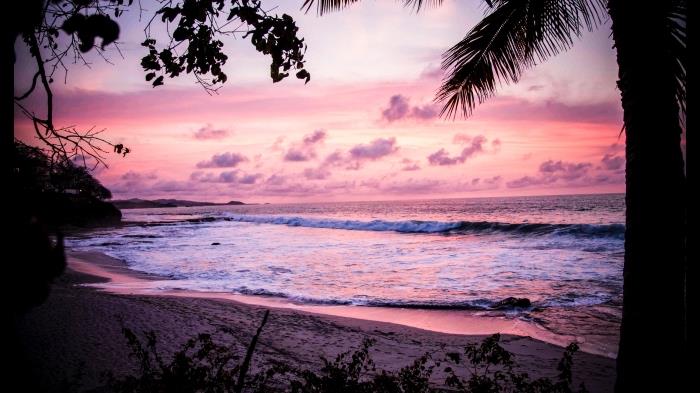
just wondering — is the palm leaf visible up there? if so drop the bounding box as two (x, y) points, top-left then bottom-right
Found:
(668, 0), (686, 116)
(302, 0), (444, 15)
(436, 0), (606, 118)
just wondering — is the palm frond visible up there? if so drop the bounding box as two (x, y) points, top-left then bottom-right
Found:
(436, 0), (606, 118)
(301, 0), (361, 15)
(301, 0), (444, 15)
(668, 0), (686, 116)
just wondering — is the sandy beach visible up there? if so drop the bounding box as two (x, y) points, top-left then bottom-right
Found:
(14, 251), (616, 392)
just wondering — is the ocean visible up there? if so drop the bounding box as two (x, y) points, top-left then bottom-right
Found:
(67, 193), (624, 357)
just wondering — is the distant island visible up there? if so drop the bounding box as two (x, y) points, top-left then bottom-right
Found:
(111, 199), (246, 209)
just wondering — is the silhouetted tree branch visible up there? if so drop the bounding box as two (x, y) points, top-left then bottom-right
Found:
(15, 0), (312, 168)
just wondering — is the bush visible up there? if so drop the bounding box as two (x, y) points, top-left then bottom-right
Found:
(105, 312), (586, 393)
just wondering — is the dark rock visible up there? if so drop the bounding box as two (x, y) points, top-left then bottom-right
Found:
(491, 297), (532, 310)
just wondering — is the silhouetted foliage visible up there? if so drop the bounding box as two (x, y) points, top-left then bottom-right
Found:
(15, 0), (311, 166)
(142, 0), (310, 91)
(443, 334), (587, 393)
(290, 338), (436, 393)
(107, 321), (587, 393)
(104, 310), (289, 393)
(15, 141), (112, 200)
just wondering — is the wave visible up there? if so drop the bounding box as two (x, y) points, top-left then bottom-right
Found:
(210, 214), (625, 238)
(231, 288), (531, 310)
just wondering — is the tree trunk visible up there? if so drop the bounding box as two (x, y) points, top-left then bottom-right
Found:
(608, 1), (687, 392)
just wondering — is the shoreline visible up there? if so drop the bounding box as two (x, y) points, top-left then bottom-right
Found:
(15, 250), (617, 392)
(69, 250), (615, 359)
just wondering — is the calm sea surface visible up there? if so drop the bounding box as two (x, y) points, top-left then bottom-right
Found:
(68, 193), (624, 356)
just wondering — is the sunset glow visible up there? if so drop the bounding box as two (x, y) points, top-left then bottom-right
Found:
(14, 0), (624, 203)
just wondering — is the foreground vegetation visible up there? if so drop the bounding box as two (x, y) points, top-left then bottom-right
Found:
(101, 311), (587, 393)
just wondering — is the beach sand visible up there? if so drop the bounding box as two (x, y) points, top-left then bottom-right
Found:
(14, 251), (616, 392)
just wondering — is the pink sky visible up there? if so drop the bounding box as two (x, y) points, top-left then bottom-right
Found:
(14, 0), (625, 203)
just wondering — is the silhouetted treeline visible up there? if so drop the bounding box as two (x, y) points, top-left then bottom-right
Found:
(14, 142), (121, 227)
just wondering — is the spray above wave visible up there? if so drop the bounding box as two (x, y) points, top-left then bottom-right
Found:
(210, 214), (625, 238)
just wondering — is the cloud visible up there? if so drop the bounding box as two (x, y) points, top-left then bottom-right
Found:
(506, 158), (623, 189)
(474, 97), (622, 124)
(303, 167), (331, 180)
(303, 129), (326, 144)
(193, 124), (230, 140)
(506, 176), (544, 189)
(428, 135), (487, 166)
(349, 137), (399, 160)
(121, 170), (158, 181)
(108, 170), (160, 194)
(605, 143), (625, 154)
(401, 158), (420, 171)
(381, 95), (438, 122)
(284, 149), (313, 162)
(539, 160), (592, 180)
(149, 180), (195, 192)
(283, 129), (327, 162)
(420, 63), (444, 80)
(196, 152), (248, 168)
(452, 133), (472, 144)
(191, 170), (263, 184)
(299, 137), (401, 179)
(270, 136), (286, 152)
(601, 153), (625, 171)
(362, 175), (502, 195)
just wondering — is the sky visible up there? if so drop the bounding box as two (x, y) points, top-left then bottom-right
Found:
(14, 0), (626, 203)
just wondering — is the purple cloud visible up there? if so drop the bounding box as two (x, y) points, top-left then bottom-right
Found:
(121, 170), (158, 181)
(539, 160), (592, 180)
(191, 170), (262, 184)
(303, 167), (331, 180)
(303, 129), (326, 144)
(196, 152), (248, 168)
(108, 170), (160, 194)
(601, 153), (625, 171)
(381, 95), (438, 122)
(506, 158), (622, 189)
(194, 124), (230, 140)
(428, 135), (487, 166)
(427, 149), (462, 166)
(284, 149), (312, 162)
(300, 138), (401, 178)
(349, 137), (398, 160)
(283, 129), (327, 162)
